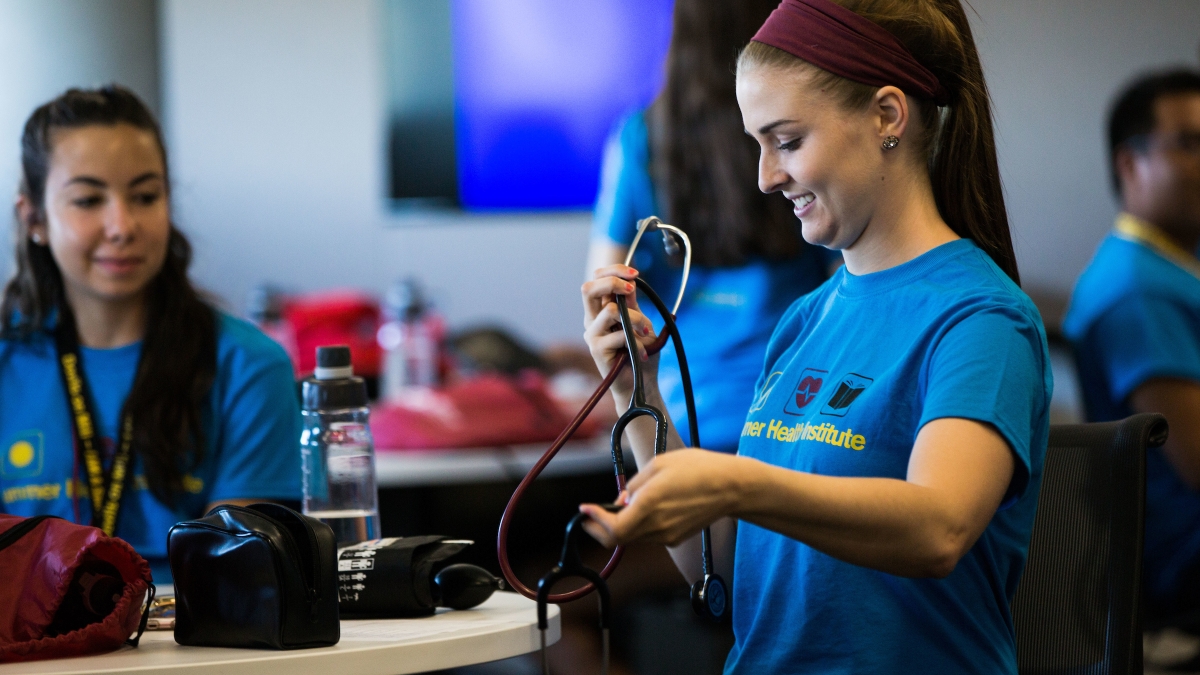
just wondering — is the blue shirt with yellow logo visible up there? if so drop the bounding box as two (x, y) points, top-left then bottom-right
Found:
(594, 110), (831, 452)
(0, 313), (302, 583)
(1063, 231), (1200, 609)
(725, 239), (1051, 674)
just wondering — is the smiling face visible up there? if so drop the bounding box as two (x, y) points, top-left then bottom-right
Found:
(28, 124), (170, 309)
(737, 63), (896, 250)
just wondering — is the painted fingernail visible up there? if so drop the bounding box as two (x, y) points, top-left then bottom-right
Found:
(625, 283), (634, 292)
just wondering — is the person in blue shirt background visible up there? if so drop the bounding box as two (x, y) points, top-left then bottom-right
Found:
(1063, 69), (1200, 626)
(578, 0), (1051, 673)
(588, 0), (832, 455)
(0, 86), (301, 584)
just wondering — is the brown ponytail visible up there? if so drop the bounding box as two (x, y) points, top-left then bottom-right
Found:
(740, 0), (1019, 284)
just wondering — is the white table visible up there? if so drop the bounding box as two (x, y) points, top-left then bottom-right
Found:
(0, 592), (559, 675)
(376, 437), (614, 488)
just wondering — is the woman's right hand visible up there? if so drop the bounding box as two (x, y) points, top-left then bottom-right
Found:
(581, 265), (660, 390)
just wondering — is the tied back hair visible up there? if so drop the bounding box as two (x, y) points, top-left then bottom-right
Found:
(739, 0), (1019, 284)
(1, 85), (218, 506)
(648, 0), (802, 267)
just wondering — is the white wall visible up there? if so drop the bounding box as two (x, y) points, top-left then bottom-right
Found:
(160, 0), (591, 346)
(976, 0), (1200, 302)
(0, 0), (160, 283)
(10, 1), (1196, 345)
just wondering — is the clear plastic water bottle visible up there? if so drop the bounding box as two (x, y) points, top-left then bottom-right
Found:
(300, 345), (382, 546)
(377, 278), (442, 402)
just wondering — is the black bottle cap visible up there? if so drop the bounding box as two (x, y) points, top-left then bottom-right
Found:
(304, 344), (367, 410)
(317, 345), (352, 369)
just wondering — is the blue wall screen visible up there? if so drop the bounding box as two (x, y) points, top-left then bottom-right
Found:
(451, 0), (674, 210)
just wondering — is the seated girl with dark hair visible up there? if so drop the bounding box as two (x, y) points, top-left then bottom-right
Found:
(0, 86), (301, 583)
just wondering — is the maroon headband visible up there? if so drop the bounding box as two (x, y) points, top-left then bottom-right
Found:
(751, 0), (950, 106)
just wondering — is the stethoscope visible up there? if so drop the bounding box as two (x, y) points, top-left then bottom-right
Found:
(613, 218), (726, 625)
(496, 216), (727, 675)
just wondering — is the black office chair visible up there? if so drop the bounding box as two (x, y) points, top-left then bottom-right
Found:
(1012, 413), (1168, 675)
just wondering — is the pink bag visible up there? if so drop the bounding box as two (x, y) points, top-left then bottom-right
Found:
(371, 372), (606, 450)
(0, 514), (153, 663)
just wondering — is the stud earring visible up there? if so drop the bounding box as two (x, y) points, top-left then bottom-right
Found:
(882, 135), (900, 150)
(29, 233), (44, 245)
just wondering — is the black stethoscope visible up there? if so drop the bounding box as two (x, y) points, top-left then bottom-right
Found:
(612, 218), (726, 623)
(531, 217), (727, 674)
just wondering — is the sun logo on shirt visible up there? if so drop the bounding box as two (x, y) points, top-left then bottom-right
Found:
(2, 431), (43, 478)
(8, 441), (34, 468)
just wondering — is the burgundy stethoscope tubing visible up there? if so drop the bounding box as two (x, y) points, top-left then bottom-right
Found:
(495, 326), (671, 602)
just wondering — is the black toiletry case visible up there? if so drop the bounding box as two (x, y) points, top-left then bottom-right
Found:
(168, 503), (339, 649)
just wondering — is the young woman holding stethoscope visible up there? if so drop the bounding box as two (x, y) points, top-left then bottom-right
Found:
(579, 0), (1052, 672)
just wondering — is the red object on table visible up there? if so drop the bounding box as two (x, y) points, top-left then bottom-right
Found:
(370, 371), (605, 450)
(0, 515), (152, 662)
(281, 291), (383, 377)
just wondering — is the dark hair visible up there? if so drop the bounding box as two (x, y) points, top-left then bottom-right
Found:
(738, 0), (1020, 284)
(647, 0), (802, 267)
(1, 85), (218, 505)
(1107, 68), (1200, 193)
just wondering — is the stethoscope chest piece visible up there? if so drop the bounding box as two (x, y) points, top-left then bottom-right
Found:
(691, 573), (728, 622)
(537, 511), (615, 675)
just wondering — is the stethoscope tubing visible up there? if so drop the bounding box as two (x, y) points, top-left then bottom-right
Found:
(497, 217), (712, 602)
(496, 325), (669, 602)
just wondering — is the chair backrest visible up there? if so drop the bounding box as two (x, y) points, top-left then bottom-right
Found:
(1012, 413), (1167, 675)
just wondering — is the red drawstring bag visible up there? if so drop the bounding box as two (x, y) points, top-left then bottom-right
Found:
(0, 514), (154, 663)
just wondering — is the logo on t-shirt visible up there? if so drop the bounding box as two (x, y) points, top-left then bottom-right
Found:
(749, 372), (785, 413)
(819, 374), (874, 417)
(783, 368), (827, 416)
(2, 431), (43, 479)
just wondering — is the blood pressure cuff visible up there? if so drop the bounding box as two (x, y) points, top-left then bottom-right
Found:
(336, 536), (471, 617)
(0, 514), (153, 663)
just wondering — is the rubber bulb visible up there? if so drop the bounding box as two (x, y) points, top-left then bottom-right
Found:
(434, 564), (503, 610)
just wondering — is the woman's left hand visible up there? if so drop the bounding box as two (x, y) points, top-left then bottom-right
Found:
(579, 449), (744, 548)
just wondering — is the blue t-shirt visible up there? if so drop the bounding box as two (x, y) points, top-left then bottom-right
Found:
(594, 111), (831, 451)
(0, 313), (302, 583)
(1063, 232), (1200, 604)
(727, 239), (1051, 674)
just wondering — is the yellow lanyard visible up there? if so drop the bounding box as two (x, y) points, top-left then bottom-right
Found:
(55, 321), (135, 537)
(1112, 212), (1200, 281)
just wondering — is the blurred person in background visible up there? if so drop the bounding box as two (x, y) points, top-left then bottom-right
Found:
(588, 0), (834, 456)
(1064, 69), (1200, 632)
(0, 86), (301, 583)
